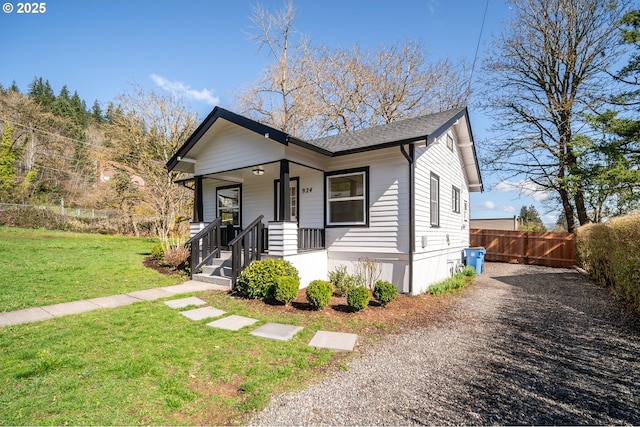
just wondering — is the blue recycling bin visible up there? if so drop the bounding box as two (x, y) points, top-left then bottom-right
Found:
(462, 247), (486, 274)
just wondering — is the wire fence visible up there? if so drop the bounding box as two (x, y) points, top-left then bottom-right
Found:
(0, 203), (160, 236)
(0, 203), (121, 219)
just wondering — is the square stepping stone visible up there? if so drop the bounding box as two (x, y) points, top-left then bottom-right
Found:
(309, 331), (358, 352)
(250, 322), (303, 341)
(180, 306), (226, 321)
(164, 297), (207, 309)
(206, 315), (257, 331)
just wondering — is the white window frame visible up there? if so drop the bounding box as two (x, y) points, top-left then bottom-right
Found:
(326, 168), (368, 227)
(452, 186), (461, 213)
(430, 173), (440, 227)
(446, 133), (454, 151)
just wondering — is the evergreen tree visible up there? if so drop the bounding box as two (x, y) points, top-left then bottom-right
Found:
(51, 85), (73, 118)
(91, 100), (104, 123)
(583, 10), (640, 220)
(70, 91), (88, 127)
(518, 205), (546, 232)
(8, 80), (19, 93)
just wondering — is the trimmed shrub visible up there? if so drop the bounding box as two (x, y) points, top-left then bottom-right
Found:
(347, 286), (370, 312)
(305, 280), (333, 310)
(236, 258), (299, 300)
(273, 275), (300, 305)
(373, 280), (397, 306)
(576, 213), (640, 310)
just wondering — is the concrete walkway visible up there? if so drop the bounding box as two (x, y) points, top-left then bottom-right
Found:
(0, 280), (228, 328)
(0, 282), (358, 352)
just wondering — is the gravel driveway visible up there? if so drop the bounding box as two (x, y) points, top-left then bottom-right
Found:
(249, 262), (640, 426)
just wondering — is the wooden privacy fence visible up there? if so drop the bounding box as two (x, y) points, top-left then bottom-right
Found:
(470, 229), (576, 267)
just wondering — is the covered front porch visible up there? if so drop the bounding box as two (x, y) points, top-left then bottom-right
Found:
(185, 158), (328, 287)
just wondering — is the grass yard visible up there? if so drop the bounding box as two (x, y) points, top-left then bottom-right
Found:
(0, 290), (404, 425)
(0, 226), (467, 425)
(0, 227), (183, 312)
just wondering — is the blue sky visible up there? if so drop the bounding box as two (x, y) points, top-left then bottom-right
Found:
(0, 0), (558, 225)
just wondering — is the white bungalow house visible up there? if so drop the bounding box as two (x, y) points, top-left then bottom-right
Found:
(166, 106), (483, 295)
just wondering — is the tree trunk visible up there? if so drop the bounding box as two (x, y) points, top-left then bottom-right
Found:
(559, 187), (576, 233)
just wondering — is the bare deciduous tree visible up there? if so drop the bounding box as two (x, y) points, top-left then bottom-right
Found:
(105, 86), (198, 246)
(238, 0), (313, 136)
(304, 40), (469, 136)
(238, 1), (470, 139)
(481, 0), (628, 232)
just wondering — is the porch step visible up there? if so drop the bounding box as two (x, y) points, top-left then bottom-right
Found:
(201, 258), (232, 277)
(191, 273), (233, 288)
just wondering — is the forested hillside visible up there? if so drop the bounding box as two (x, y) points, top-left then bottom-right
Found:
(0, 78), (196, 242)
(0, 78), (106, 207)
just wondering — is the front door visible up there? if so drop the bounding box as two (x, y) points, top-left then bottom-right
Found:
(217, 184), (241, 245)
(274, 178), (298, 222)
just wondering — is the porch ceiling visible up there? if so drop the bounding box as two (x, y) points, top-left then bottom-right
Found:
(202, 161), (319, 183)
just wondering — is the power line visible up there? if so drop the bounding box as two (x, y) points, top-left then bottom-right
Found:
(0, 117), (166, 167)
(467, 0), (490, 96)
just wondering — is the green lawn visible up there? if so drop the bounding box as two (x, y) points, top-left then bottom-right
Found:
(0, 227), (183, 312)
(0, 226), (460, 425)
(0, 291), (369, 426)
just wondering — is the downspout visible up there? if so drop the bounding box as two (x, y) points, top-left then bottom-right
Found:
(400, 144), (415, 295)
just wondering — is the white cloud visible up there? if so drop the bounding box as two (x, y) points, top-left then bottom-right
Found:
(150, 74), (219, 105)
(483, 201), (495, 209)
(479, 200), (516, 213)
(494, 179), (550, 203)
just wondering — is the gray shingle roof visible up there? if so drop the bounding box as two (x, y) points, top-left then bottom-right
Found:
(305, 107), (467, 154)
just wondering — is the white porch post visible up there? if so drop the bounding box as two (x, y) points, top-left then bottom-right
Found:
(268, 221), (298, 256)
(190, 221), (207, 238)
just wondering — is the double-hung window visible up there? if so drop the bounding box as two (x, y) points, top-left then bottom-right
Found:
(452, 186), (461, 213)
(326, 168), (368, 226)
(430, 173), (440, 227)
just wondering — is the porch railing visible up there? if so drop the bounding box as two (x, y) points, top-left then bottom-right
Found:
(261, 227), (325, 251)
(187, 217), (222, 276)
(298, 228), (325, 250)
(229, 215), (264, 285)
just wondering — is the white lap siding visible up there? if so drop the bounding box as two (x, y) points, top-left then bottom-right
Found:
(412, 130), (471, 294)
(193, 120), (285, 176)
(325, 147), (411, 291)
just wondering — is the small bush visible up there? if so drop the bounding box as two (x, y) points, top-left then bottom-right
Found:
(329, 265), (348, 295)
(461, 266), (476, 277)
(163, 245), (190, 269)
(329, 265), (363, 296)
(373, 280), (397, 306)
(151, 243), (165, 260)
(273, 275), (300, 305)
(305, 280), (333, 310)
(236, 258), (300, 300)
(347, 286), (370, 311)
